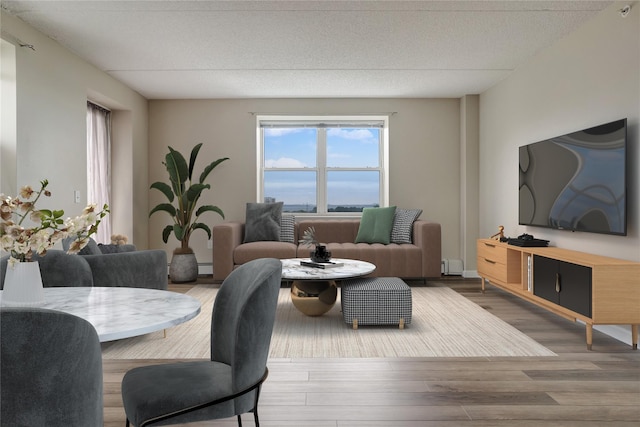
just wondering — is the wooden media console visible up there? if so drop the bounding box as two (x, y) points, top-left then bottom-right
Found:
(477, 239), (640, 350)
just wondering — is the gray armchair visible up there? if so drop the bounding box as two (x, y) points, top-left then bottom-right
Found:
(121, 258), (282, 427)
(82, 250), (168, 289)
(1, 248), (168, 290)
(62, 237), (168, 289)
(0, 307), (103, 426)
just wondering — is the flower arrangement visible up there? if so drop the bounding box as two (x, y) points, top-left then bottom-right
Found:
(299, 226), (331, 262)
(0, 179), (109, 266)
(298, 226), (318, 247)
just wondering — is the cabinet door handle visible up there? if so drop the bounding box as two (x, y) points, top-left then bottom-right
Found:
(555, 273), (561, 293)
(484, 258), (496, 264)
(484, 243), (497, 248)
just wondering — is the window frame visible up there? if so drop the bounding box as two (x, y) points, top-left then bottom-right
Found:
(256, 115), (389, 216)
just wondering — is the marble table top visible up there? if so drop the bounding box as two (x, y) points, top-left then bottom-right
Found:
(281, 258), (376, 280)
(0, 287), (201, 342)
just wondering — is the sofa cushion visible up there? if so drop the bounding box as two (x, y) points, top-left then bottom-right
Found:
(234, 241), (297, 265)
(326, 242), (423, 278)
(97, 243), (137, 254)
(280, 214), (295, 243)
(355, 206), (396, 244)
(390, 208), (423, 244)
(243, 202), (283, 243)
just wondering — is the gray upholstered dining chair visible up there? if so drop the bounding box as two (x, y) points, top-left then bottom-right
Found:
(0, 307), (104, 426)
(121, 257), (282, 427)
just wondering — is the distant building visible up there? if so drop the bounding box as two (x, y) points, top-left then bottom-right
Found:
(264, 196), (276, 203)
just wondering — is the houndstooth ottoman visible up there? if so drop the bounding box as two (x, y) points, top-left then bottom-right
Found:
(340, 277), (412, 329)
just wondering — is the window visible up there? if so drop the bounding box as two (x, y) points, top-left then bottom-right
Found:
(86, 101), (111, 243)
(258, 115), (389, 214)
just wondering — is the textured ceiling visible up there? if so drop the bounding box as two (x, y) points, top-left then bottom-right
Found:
(1, 1), (613, 99)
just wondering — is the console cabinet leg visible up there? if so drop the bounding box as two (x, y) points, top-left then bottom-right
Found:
(632, 325), (638, 350)
(586, 324), (593, 351)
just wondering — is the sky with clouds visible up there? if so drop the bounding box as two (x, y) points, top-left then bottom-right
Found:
(264, 127), (380, 206)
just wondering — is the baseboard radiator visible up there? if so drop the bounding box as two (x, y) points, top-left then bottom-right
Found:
(441, 259), (463, 276)
(166, 263), (214, 276)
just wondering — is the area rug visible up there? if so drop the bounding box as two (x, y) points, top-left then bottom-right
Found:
(101, 284), (556, 359)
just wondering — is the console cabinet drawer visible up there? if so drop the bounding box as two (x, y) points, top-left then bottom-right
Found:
(477, 255), (508, 283)
(477, 241), (507, 264)
(477, 239), (521, 285)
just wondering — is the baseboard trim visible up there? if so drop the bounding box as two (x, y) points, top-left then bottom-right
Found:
(463, 269), (479, 278)
(593, 324), (633, 346)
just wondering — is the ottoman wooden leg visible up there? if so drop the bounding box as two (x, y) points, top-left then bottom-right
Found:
(399, 318), (405, 330)
(353, 319), (358, 330)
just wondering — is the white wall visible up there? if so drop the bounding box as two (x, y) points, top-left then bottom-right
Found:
(2, 9), (465, 266)
(148, 98), (463, 265)
(479, 2), (639, 345)
(479, 2), (640, 263)
(1, 12), (149, 247)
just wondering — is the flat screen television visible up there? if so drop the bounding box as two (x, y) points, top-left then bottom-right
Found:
(519, 118), (627, 236)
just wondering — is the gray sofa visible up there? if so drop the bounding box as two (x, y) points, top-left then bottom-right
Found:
(213, 218), (441, 282)
(1, 246), (168, 290)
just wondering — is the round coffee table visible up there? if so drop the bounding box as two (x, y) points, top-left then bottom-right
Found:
(281, 258), (376, 316)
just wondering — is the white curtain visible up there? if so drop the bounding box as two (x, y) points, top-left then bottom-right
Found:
(86, 101), (111, 243)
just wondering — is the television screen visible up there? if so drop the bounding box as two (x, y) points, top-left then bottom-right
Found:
(519, 119), (627, 236)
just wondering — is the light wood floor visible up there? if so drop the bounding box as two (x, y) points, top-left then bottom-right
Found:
(104, 278), (640, 426)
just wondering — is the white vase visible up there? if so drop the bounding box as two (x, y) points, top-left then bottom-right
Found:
(2, 261), (45, 306)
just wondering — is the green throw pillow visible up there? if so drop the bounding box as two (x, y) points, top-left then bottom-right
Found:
(355, 206), (397, 244)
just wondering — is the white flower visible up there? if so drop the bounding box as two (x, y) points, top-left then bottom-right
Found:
(30, 229), (53, 255)
(66, 216), (88, 234)
(0, 180), (108, 262)
(67, 237), (89, 254)
(0, 233), (13, 251)
(7, 256), (19, 268)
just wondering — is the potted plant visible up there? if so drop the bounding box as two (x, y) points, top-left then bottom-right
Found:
(150, 143), (229, 282)
(299, 226), (331, 263)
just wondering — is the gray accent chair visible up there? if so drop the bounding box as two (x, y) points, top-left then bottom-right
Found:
(121, 258), (282, 427)
(0, 248), (168, 290)
(0, 307), (103, 426)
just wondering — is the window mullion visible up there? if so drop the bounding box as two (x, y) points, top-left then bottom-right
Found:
(317, 128), (327, 214)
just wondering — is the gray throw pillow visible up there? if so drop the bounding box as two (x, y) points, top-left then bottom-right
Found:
(244, 202), (283, 243)
(390, 208), (423, 244)
(280, 214), (295, 243)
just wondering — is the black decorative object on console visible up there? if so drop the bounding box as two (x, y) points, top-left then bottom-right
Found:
(310, 245), (332, 263)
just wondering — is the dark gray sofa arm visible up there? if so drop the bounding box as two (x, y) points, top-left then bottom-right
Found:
(83, 250), (168, 290)
(1, 250), (94, 289)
